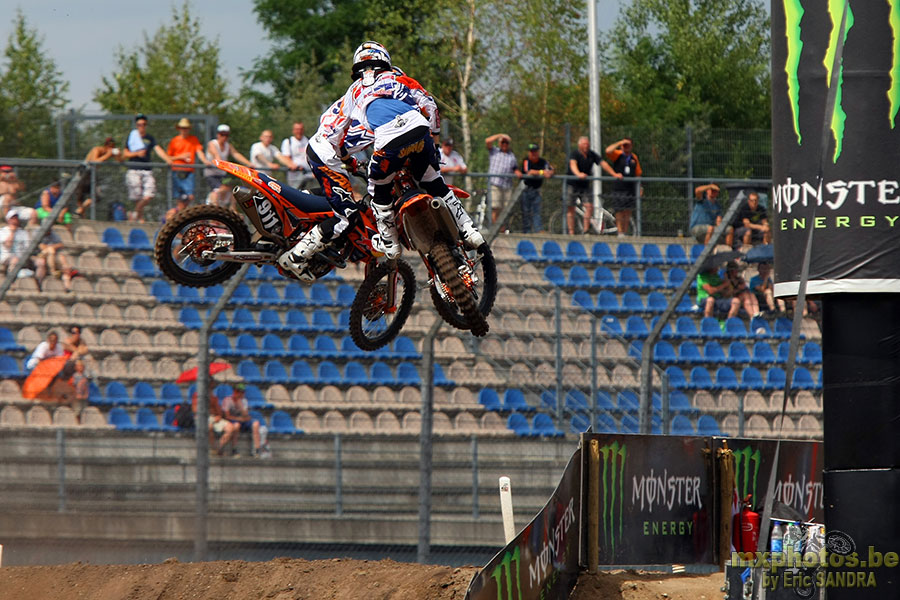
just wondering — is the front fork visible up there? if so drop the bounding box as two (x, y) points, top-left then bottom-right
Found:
(364, 258), (400, 312)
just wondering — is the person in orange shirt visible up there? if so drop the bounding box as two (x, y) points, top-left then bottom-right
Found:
(166, 118), (211, 218)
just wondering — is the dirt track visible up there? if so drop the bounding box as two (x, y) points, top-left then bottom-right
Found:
(0, 557), (723, 599)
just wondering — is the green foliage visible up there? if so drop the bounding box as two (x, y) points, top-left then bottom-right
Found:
(0, 10), (70, 158)
(604, 0), (770, 130)
(93, 2), (229, 116)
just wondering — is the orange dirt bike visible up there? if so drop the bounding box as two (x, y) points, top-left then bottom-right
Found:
(154, 160), (416, 350)
(357, 166), (497, 338)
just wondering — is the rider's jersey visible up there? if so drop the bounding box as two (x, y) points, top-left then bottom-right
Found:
(308, 70), (438, 173)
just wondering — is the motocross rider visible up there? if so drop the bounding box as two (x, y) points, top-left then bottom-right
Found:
(278, 41), (484, 281)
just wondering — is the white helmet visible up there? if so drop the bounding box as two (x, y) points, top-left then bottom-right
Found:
(352, 41), (391, 80)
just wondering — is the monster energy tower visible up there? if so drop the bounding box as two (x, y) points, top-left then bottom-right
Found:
(772, 0), (900, 598)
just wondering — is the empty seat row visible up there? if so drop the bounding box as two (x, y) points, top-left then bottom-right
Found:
(665, 366), (821, 391)
(599, 315), (798, 341)
(235, 359), (454, 388)
(102, 227), (153, 251)
(573, 290), (696, 315)
(630, 340), (822, 366)
(567, 413), (719, 435)
(152, 281), (355, 308)
(506, 412), (565, 437)
(517, 240), (694, 266)
(546, 265), (695, 291)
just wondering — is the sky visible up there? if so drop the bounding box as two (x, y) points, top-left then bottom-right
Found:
(1, 1), (272, 112)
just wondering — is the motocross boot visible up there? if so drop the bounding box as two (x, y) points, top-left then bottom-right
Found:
(277, 225), (325, 282)
(442, 191), (485, 249)
(371, 202), (402, 259)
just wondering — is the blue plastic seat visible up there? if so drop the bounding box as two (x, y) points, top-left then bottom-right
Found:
(623, 315), (648, 339)
(699, 317), (724, 338)
(793, 367), (816, 390)
(108, 407), (137, 430)
(244, 385), (269, 408)
(369, 362), (395, 386)
(670, 414), (694, 434)
(392, 336), (420, 360)
(133, 382), (159, 406)
(567, 265), (592, 288)
(665, 366), (687, 389)
(595, 413), (619, 433)
(235, 333), (262, 357)
(506, 413), (532, 436)
(502, 389), (533, 413)
(646, 291), (667, 312)
(687, 366), (714, 390)
(621, 291), (644, 312)
(283, 283), (309, 306)
(0, 356), (22, 377)
(595, 290), (620, 312)
(591, 242), (614, 263)
(676, 295), (699, 314)
(594, 391), (616, 412)
(258, 309), (284, 332)
(674, 316), (699, 338)
(740, 367), (765, 391)
(565, 389), (589, 412)
(620, 414), (640, 433)
(516, 239), (539, 261)
(628, 340), (643, 360)
(151, 281), (175, 303)
(134, 407), (163, 431)
(131, 254), (159, 277)
(727, 341), (751, 364)
(724, 317), (748, 338)
(433, 363), (454, 387)
(104, 381), (130, 405)
(696, 415), (722, 435)
(690, 244), (704, 262)
(644, 267), (666, 289)
(539, 391), (557, 411)
(776, 341), (790, 363)
(287, 334), (312, 356)
(654, 340), (676, 363)
(570, 413), (590, 434)
(615, 243), (640, 264)
(396, 362), (421, 386)
(290, 360), (316, 384)
(102, 227), (127, 249)
(774, 317), (793, 339)
(715, 367), (741, 391)
(285, 310), (310, 331)
(650, 316), (675, 339)
(678, 341), (703, 364)
(162, 408), (178, 431)
(532, 413), (564, 437)
(665, 244), (690, 265)
(209, 333), (233, 356)
(641, 244), (664, 265)
(309, 283), (335, 306)
(541, 240), (564, 262)
(344, 361), (369, 386)
(749, 316), (773, 337)
(565, 241), (590, 263)
(127, 228), (153, 251)
(237, 360), (263, 383)
(801, 342), (822, 365)
(317, 361), (342, 385)
(600, 315), (624, 336)
(618, 267), (641, 289)
(592, 266), (616, 288)
(667, 267), (687, 289)
(311, 310), (338, 332)
(668, 391), (698, 416)
(617, 390), (639, 414)
(752, 341), (776, 365)
(179, 307), (203, 329)
(270, 410), (300, 434)
(159, 383), (183, 406)
(263, 360), (290, 384)
(313, 335), (340, 359)
(544, 265), (566, 286)
(255, 283), (285, 307)
(339, 336), (368, 360)
(478, 388), (502, 411)
(336, 284), (356, 305)
(228, 307), (255, 331)
(229, 283), (254, 305)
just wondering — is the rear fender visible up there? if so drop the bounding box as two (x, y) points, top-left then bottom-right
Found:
(397, 192), (459, 254)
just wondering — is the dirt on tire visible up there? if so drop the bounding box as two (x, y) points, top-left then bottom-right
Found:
(0, 558), (723, 600)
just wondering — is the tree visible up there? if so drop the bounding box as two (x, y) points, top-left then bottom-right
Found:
(603, 0), (770, 130)
(0, 10), (70, 158)
(94, 2), (229, 116)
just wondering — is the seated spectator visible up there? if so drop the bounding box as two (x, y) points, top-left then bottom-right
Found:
(690, 183), (733, 246)
(0, 166), (25, 218)
(192, 390), (237, 456)
(36, 181), (72, 228)
(38, 225), (76, 292)
(749, 263), (785, 315)
(26, 330), (65, 371)
(724, 261), (760, 318)
(696, 265), (739, 319)
(62, 325), (90, 360)
(734, 192), (770, 247)
(221, 383), (269, 458)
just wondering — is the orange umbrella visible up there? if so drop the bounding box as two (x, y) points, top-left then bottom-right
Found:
(175, 362), (231, 384)
(23, 356), (69, 399)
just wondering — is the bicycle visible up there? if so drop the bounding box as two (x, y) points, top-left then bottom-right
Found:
(548, 194), (618, 235)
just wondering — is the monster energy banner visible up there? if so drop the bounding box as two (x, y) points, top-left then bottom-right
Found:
(465, 447), (582, 600)
(723, 438), (824, 523)
(593, 435), (714, 565)
(772, 0), (900, 295)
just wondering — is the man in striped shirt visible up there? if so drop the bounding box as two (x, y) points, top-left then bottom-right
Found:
(485, 133), (520, 224)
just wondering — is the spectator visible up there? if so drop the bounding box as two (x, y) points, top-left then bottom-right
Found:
(696, 265), (740, 319)
(204, 124), (253, 209)
(75, 137), (122, 219)
(438, 138), (467, 187)
(749, 262), (785, 315)
(280, 122), (314, 190)
(166, 118), (211, 218)
(250, 129), (296, 176)
(69, 358), (90, 419)
(734, 191), (770, 247)
(604, 137), (642, 237)
(0, 209), (46, 283)
(566, 136), (614, 235)
(724, 261), (760, 318)
(62, 325), (90, 360)
(123, 114), (172, 222)
(690, 183), (734, 246)
(519, 143), (553, 234)
(192, 390), (238, 456)
(0, 166), (25, 218)
(25, 330), (64, 371)
(485, 133), (520, 224)
(36, 181), (71, 228)
(221, 383), (269, 458)
(38, 225), (76, 292)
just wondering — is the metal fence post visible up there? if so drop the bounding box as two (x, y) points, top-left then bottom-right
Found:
(56, 429), (66, 513)
(590, 317), (598, 431)
(471, 435), (479, 519)
(738, 393), (746, 437)
(634, 179), (642, 237)
(335, 433), (343, 516)
(686, 125), (695, 216)
(554, 288), (563, 427)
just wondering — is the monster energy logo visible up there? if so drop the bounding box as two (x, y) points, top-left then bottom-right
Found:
(783, 0), (900, 162)
(599, 441), (627, 553)
(733, 447), (761, 505)
(491, 546), (522, 600)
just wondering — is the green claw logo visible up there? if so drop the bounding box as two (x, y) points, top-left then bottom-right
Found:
(491, 547), (522, 600)
(783, 0), (900, 162)
(733, 447), (761, 506)
(599, 441), (627, 553)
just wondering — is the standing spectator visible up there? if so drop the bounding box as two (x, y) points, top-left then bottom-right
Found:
(438, 138), (467, 187)
(604, 138), (642, 236)
(485, 133), (520, 224)
(166, 118), (210, 217)
(69, 359), (90, 420)
(566, 136), (614, 234)
(250, 129), (296, 176)
(690, 183), (734, 246)
(204, 124), (253, 208)
(36, 181), (71, 227)
(724, 261), (760, 318)
(192, 391), (238, 456)
(734, 191), (770, 247)
(123, 114), (172, 222)
(280, 122), (314, 190)
(76, 137), (122, 218)
(696, 265), (740, 319)
(749, 262), (785, 315)
(25, 331), (64, 371)
(221, 383), (269, 458)
(1, 209), (45, 282)
(0, 166), (25, 218)
(38, 225), (76, 292)
(519, 143), (553, 234)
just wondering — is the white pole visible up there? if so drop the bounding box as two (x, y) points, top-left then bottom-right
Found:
(499, 476), (516, 544)
(587, 0), (603, 212)
(0, 544), (4, 567)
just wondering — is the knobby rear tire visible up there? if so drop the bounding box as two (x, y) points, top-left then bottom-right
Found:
(430, 241), (489, 337)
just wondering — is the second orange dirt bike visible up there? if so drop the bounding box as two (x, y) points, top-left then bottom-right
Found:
(155, 160), (416, 351)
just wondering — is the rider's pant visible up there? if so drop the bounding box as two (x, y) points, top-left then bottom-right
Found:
(367, 126), (449, 209)
(307, 146), (359, 240)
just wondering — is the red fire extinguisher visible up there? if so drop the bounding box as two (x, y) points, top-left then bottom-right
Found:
(732, 494), (760, 556)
